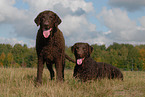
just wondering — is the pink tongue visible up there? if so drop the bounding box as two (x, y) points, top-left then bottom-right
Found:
(77, 59), (83, 65)
(43, 28), (52, 38)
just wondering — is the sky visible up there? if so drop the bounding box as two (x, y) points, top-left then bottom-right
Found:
(0, 0), (145, 47)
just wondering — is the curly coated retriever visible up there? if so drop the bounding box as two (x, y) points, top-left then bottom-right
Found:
(34, 10), (74, 85)
(71, 42), (123, 82)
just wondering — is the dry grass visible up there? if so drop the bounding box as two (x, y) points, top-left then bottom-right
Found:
(0, 68), (145, 97)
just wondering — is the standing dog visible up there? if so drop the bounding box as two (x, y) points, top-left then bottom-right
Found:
(71, 42), (123, 81)
(35, 10), (74, 85)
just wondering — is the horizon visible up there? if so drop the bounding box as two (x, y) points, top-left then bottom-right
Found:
(0, 42), (145, 49)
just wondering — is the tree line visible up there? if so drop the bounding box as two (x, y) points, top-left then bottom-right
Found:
(0, 43), (145, 71)
(0, 44), (37, 68)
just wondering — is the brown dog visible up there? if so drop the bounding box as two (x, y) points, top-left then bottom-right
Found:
(35, 10), (74, 85)
(71, 42), (123, 81)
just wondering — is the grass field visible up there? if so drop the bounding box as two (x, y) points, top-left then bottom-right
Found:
(0, 68), (145, 97)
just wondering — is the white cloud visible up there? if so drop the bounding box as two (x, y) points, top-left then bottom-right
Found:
(59, 14), (96, 36)
(24, 0), (93, 13)
(0, 0), (28, 22)
(97, 7), (145, 43)
(139, 16), (145, 28)
(109, 0), (145, 12)
(0, 37), (24, 46)
(0, 0), (35, 39)
(0, 0), (96, 47)
(0, 37), (35, 47)
(58, 13), (97, 46)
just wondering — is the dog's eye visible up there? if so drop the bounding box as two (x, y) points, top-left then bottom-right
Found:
(76, 47), (79, 50)
(41, 17), (46, 21)
(49, 16), (53, 19)
(83, 48), (87, 51)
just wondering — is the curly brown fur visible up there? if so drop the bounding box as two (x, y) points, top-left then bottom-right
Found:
(71, 42), (123, 82)
(35, 10), (74, 85)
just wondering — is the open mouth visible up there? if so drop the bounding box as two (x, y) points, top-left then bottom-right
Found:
(43, 28), (52, 38)
(77, 58), (85, 65)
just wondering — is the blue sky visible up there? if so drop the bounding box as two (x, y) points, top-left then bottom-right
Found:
(0, 0), (145, 47)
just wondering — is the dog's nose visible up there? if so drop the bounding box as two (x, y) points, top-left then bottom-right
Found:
(44, 23), (50, 30)
(44, 22), (49, 26)
(77, 51), (82, 55)
(77, 51), (84, 57)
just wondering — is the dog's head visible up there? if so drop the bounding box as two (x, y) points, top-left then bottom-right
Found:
(71, 42), (93, 65)
(34, 10), (61, 38)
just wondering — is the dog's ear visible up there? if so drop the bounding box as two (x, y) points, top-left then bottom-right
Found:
(54, 13), (61, 27)
(71, 45), (75, 53)
(34, 12), (43, 26)
(88, 44), (93, 55)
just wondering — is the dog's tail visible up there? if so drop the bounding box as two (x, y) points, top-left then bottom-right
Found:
(65, 54), (75, 63)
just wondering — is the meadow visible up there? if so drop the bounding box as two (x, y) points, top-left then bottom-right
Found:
(0, 68), (145, 97)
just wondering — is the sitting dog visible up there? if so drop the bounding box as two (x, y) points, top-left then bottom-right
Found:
(71, 42), (123, 81)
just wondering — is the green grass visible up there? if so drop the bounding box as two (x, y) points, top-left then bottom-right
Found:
(0, 68), (145, 97)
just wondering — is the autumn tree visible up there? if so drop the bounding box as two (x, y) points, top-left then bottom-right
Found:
(0, 52), (6, 67)
(7, 52), (14, 67)
(138, 48), (145, 70)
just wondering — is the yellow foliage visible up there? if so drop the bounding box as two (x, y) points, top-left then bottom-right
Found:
(94, 57), (102, 62)
(0, 62), (3, 67)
